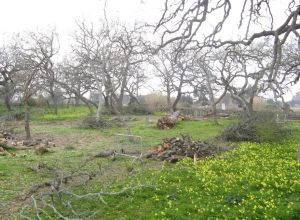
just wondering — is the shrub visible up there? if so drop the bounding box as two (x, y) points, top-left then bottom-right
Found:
(78, 116), (111, 129)
(220, 112), (291, 142)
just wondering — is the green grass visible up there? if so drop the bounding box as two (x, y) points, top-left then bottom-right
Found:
(1, 109), (299, 219)
(37, 128), (300, 219)
(41, 106), (89, 121)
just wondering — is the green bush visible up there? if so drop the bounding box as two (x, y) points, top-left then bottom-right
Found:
(78, 116), (111, 129)
(220, 112), (291, 142)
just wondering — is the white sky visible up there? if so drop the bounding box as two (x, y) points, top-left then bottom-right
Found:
(0, 0), (298, 100)
(0, 0), (162, 51)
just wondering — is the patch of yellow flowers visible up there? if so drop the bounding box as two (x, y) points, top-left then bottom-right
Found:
(146, 139), (300, 219)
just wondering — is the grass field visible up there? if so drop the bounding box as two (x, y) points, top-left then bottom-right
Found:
(0, 106), (299, 219)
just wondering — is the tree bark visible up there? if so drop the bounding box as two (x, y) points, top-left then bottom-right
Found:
(205, 71), (218, 124)
(24, 99), (31, 140)
(4, 93), (12, 112)
(50, 92), (58, 115)
(75, 96), (80, 106)
(172, 91), (182, 113)
(167, 87), (172, 113)
(4, 84), (12, 112)
(96, 80), (102, 122)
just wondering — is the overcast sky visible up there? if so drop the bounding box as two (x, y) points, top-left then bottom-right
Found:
(0, 0), (162, 50)
(0, 0), (298, 99)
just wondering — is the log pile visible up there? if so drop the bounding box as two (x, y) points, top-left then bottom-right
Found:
(0, 129), (55, 156)
(0, 129), (13, 148)
(146, 134), (219, 163)
(156, 111), (180, 129)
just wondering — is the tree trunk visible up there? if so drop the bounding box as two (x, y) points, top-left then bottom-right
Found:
(204, 68), (219, 124)
(53, 99), (58, 115)
(75, 96), (80, 106)
(4, 93), (12, 112)
(211, 103), (218, 125)
(172, 91), (182, 112)
(167, 88), (172, 113)
(96, 80), (102, 122)
(24, 99), (31, 140)
(4, 84), (12, 112)
(50, 92), (58, 115)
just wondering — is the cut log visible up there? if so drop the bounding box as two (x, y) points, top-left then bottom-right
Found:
(94, 150), (115, 158)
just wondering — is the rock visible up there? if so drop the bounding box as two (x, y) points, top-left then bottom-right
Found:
(35, 146), (48, 155)
(0, 147), (5, 152)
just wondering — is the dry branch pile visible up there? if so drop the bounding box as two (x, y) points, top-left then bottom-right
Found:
(156, 111), (180, 129)
(146, 134), (220, 163)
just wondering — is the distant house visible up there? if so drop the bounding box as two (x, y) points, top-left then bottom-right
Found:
(290, 92), (300, 107)
(216, 94), (267, 111)
(216, 94), (240, 110)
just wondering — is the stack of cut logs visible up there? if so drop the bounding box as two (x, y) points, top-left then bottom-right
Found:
(0, 129), (55, 156)
(0, 129), (13, 148)
(146, 134), (219, 163)
(156, 111), (180, 129)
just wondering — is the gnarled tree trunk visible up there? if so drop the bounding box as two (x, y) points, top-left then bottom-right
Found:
(24, 99), (31, 140)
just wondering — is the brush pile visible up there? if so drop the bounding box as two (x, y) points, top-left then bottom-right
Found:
(146, 134), (220, 163)
(156, 111), (181, 129)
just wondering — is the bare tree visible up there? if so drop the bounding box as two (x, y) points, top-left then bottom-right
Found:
(10, 31), (58, 140)
(155, 0), (300, 83)
(192, 51), (228, 124)
(56, 60), (97, 114)
(34, 30), (60, 114)
(72, 21), (149, 117)
(150, 43), (194, 112)
(0, 43), (23, 111)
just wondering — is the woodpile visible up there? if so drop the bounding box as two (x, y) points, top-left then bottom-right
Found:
(0, 129), (55, 156)
(146, 134), (220, 163)
(0, 129), (13, 148)
(156, 111), (180, 129)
